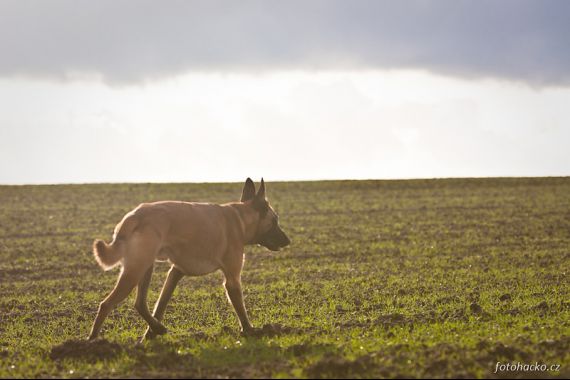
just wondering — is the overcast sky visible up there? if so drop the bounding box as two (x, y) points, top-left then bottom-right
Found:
(0, 0), (568, 184)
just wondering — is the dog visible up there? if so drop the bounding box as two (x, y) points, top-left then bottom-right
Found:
(88, 178), (290, 341)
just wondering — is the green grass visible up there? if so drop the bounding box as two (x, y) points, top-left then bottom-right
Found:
(0, 178), (569, 378)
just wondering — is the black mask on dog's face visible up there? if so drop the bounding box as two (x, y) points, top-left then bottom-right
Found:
(254, 210), (291, 251)
(240, 178), (291, 251)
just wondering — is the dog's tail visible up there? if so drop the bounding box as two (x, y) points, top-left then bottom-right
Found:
(93, 239), (125, 271)
(93, 214), (139, 271)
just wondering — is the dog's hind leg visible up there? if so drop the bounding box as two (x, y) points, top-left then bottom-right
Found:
(88, 229), (160, 341)
(143, 265), (184, 340)
(88, 268), (144, 340)
(135, 265), (168, 340)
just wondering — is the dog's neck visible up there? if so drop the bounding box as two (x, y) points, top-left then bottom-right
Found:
(229, 202), (260, 245)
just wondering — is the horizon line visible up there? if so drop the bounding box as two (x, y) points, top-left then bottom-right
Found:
(1, 175), (568, 187)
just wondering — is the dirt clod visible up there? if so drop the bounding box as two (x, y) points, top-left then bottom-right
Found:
(50, 339), (122, 362)
(306, 354), (374, 378)
(488, 342), (528, 361)
(469, 303), (483, 314)
(376, 313), (407, 328)
(244, 323), (297, 337)
(499, 293), (512, 302)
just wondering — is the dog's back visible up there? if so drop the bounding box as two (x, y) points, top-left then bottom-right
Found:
(93, 201), (231, 271)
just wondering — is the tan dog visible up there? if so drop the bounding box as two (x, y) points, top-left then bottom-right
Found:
(88, 178), (290, 341)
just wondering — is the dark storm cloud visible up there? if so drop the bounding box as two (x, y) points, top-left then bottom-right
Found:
(1, 0), (569, 85)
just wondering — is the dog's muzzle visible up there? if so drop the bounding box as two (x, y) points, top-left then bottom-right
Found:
(257, 224), (291, 251)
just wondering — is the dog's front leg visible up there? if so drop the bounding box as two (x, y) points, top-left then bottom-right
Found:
(223, 273), (254, 333)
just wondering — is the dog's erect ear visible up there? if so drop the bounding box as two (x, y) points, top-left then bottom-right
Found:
(255, 178), (266, 201)
(252, 178), (269, 215)
(241, 178), (256, 202)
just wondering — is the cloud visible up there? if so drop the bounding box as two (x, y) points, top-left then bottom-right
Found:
(0, 0), (569, 86)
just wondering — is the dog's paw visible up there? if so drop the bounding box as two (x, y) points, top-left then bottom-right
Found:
(151, 323), (168, 336)
(142, 324), (166, 341)
(241, 327), (263, 337)
(142, 329), (156, 341)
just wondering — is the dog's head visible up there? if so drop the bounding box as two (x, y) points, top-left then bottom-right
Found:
(241, 178), (291, 251)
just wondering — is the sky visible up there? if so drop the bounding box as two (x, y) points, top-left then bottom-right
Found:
(0, 0), (569, 184)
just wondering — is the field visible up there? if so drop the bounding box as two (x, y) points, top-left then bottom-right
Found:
(0, 178), (569, 378)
